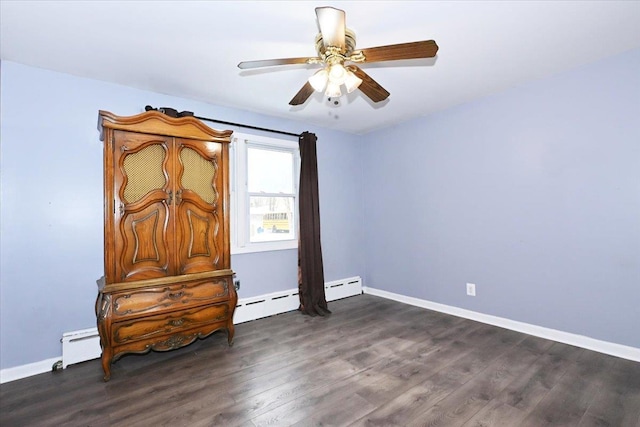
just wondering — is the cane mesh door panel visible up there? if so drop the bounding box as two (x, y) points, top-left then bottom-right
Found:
(180, 147), (218, 204)
(122, 144), (167, 204)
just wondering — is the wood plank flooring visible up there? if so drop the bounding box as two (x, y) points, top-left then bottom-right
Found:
(1, 294), (639, 426)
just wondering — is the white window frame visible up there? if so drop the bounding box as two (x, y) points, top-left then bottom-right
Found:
(230, 132), (300, 254)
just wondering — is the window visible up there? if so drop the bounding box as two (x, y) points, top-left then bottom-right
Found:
(230, 132), (300, 254)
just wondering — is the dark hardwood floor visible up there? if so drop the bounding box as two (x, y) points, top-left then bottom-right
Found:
(1, 294), (639, 426)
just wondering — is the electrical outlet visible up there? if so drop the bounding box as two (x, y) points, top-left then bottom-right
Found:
(466, 283), (476, 296)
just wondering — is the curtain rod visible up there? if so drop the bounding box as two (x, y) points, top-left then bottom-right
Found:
(145, 105), (301, 138)
(194, 115), (301, 138)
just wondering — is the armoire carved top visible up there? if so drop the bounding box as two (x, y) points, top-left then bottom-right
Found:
(98, 110), (233, 143)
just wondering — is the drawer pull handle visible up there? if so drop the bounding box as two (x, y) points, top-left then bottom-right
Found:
(169, 319), (184, 327)
(168, 291), (184, 300)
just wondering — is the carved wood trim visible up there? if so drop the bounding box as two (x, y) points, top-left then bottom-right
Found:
(99, 110), (233, 142)
(102, 269), (233, 292)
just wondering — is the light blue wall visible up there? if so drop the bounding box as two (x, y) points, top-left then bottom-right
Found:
(362, 48), (640, 348)
(0, 61), (364, 369)
(2, 47), (639, 371)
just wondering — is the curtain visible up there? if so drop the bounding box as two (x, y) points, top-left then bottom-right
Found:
(298, 132), (331, 316)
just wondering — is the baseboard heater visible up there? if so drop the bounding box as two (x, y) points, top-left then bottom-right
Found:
(61, 328), (102, 369)
(60, 276), (362, 369)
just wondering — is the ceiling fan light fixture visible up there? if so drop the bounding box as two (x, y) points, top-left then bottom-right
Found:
(308, 68), (329, 92)
(344, 70), (363, 93)
(241, 7), (439, 107)
(325, 81), (342, 98)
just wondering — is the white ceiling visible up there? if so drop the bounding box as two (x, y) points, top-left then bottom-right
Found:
(2, 1), (639, 134)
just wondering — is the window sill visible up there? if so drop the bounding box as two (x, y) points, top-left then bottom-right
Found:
(231, 240), (298, 255)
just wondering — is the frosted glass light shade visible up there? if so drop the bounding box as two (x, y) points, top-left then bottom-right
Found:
(328, 64), (347, 85)
(308, 69), (329, 92)
(344, 70), (363, 93)
(325, 81), (342, 98)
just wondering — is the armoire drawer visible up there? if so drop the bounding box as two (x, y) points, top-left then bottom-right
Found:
(112, 303), (229, 344)
(111, 277), (230, 320)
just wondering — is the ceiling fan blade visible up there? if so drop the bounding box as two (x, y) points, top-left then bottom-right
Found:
(350, 66), (390, 103)
(289, 82), (315, 106)
(238, 57), (316, 69)
(357, 40), (439, 63)
(316, 6), (346, 48)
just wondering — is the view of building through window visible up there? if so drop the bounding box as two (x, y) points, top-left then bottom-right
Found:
(249, 196), (295, 242)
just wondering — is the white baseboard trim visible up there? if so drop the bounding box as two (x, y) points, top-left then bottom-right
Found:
(363, 286), (640, 363)
(1, 276), (363, 384)
(0, 357), (61, 384)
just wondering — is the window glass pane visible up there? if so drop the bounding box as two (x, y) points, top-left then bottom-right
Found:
(249, 196), (295, 242)
(247, 147), (294, 194)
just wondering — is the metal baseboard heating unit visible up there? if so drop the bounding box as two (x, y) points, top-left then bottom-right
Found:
(61, 327), (102, 369)
(60, 276), (362, 368)
(325, 276), (362, 301)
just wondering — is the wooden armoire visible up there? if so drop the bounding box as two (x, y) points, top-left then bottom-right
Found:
(95, 110), (237, 381)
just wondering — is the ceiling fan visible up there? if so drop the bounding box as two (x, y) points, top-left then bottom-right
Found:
(237, 6), (439, 106)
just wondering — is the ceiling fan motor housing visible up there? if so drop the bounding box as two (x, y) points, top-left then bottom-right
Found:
(315, 29), (357, 60)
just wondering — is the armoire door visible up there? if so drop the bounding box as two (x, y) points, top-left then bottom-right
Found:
(174, 138), (227, 274)
(112, 130), (175, 282)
